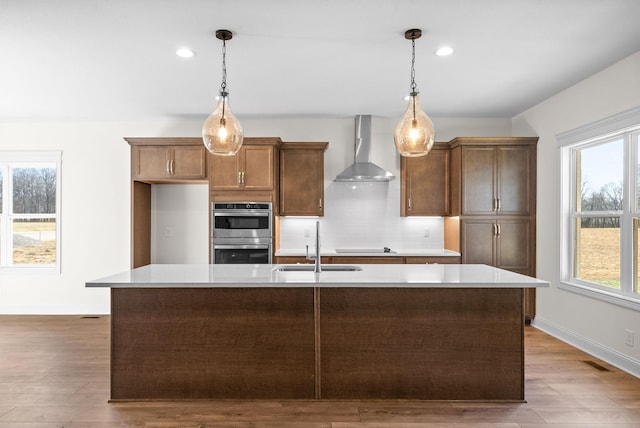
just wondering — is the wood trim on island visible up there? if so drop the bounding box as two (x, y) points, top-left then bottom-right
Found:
(110, 286), (524, 401)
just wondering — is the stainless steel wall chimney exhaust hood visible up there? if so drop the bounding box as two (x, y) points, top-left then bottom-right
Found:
(335, 115), (396, 182)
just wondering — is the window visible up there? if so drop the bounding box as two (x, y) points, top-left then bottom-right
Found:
(0, 152), (61, 271)
(559, 107), (640, 309)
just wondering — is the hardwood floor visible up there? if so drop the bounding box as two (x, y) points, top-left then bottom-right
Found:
(0, 315), (639, 427)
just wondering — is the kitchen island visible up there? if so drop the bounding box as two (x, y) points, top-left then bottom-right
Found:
(87, 263), (548, 401)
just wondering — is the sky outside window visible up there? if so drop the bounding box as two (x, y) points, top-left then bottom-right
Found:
(579, 139), (623, 204)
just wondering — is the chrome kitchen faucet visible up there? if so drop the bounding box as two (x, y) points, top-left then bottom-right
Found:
(305, 221), (322, 273)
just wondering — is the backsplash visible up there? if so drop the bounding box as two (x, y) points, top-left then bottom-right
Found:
(279, 180), (444, 251)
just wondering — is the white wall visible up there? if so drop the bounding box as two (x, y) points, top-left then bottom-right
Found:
(513, 51), (640, 374)
(0, 116), (511, 314)
(151, 184), (209, 263)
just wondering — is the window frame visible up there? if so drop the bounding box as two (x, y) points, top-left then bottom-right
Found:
(0, 151), (62, 273)
(558, 106), (640, 311)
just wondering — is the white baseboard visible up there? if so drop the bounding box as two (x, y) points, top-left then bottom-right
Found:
(532, 317), (640, 379)
(0, 306), (109, 315)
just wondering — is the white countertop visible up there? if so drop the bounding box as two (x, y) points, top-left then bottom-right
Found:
(86, 264), (548, 289)
(275, 249), (461, 257)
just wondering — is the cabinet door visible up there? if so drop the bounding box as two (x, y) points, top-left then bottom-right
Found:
(402, 149), (449, 216)
(170, 146), (206, 179)
(243, 145), (274, 190)
(497, 146), (533, 216)
(210, 141), (277, 191)
(134, 146), (170, 179)
(461, 147), (496, 215)
(496, 218), (533, 275)
(210, 153), (242, 190)
(280, 149), (324, 216)
(461, 218), (532, 273)
(460, 219), (496, 265)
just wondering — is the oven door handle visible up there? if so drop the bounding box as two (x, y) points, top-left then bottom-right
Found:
(213, 244), (270, 250)
(213, 212), (270, 217)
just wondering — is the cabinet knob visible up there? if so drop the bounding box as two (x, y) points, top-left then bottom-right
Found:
(319, 198), (322, 210)
(408, 198), (412, 211)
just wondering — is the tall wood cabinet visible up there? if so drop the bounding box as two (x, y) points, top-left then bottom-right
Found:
(400, 142), (450, 216)
(447, 137), (538, 322)
(279, 142), (328, 216)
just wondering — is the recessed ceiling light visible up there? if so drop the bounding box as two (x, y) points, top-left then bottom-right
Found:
(435, 46), (454, 57)
(176, 47), (196, 58)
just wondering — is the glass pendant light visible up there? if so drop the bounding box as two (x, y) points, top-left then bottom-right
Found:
(394, 28), (435, 157)
(203, 29), (244, 156)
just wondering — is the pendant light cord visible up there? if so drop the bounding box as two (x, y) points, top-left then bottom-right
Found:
(410, 37), (417, 94)
(220, 38), (228, 124)
(410, 36), (417, 122)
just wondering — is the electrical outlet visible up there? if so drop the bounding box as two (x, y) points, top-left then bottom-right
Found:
(303, 229), (310, 238)
(423, 228), (430, 237)
(625, 329), (634, 347)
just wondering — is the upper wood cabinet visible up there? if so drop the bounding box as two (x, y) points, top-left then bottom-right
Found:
(127, 138), (207, 182)
(400, 142), (450, 216)
(279, 142), (328, 216)
(210, 138), (280, 191)
(449, 137), (537, 217)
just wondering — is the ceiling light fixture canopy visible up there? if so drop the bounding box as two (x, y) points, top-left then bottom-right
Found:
(394, 28), (435, 157)
(202, 29), (244, 156)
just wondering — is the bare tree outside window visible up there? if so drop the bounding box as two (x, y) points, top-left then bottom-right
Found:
(580, 181), (623, 228)
(12, 167), (56, 214)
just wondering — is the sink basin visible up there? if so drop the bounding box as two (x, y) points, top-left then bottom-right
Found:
(272, 265), (363, 272)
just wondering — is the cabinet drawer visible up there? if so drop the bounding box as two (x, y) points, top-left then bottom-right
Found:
(329, 257), (403, 264)
(404, 256), (461, 264)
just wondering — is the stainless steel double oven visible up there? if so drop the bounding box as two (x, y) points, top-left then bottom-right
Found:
(211, 202), (272, 264)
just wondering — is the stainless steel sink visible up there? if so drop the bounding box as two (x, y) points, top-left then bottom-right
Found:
(272, 265), (363, 272)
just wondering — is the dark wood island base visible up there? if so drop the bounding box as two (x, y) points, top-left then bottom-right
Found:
(111, 287), (524, 401)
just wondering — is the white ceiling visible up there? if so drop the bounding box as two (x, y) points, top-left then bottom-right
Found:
(2, 0), (640, 122)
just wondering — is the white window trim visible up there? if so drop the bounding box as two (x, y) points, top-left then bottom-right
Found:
(0, 151), (62, 274)
(557, 106), (640, 311)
